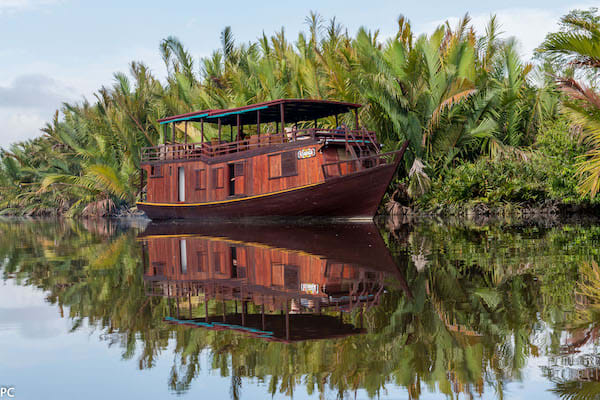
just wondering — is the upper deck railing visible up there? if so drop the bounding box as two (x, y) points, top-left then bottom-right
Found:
(140, 128), (379, 163)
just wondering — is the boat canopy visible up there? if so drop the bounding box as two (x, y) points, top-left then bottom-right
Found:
(157, 99), (361, 126)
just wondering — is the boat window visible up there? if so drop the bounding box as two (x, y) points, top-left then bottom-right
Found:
(178, 167), (185, 202)
(284, 265), (299, 290)
(195, 169), (206, 190)
(211, 167), (224, 189)
(271, 262), (284, 287)
(234, 162), (244, 177)
(151, 262), (165, 275)
(179, 240), (187, 274)
(228, 164), (236, 196)
(196, 251), (206, 272)
(213, 251), (223, 274)
(268, 154), (282, 178)
(268, 151), (298, 179)
(150, 165), (162, 177)
(281, 151), (298, 177)
(230, 247), (237, 277)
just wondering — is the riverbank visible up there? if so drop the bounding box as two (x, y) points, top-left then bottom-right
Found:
(1, 116), (596, 220)
(380, 201), (600, 225)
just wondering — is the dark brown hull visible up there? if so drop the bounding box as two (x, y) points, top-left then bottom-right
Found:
(137, 161), (399, 220)
(139, 220), (412, 297)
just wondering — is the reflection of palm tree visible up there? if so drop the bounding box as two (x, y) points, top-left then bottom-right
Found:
(551, 381), (600, 400)
(230, 374), (241, 400)
(2, 219), (594, 400)
(546, 261), (600, 400)
(537, 10), (600, 197)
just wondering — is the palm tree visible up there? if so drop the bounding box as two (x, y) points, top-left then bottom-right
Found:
(538, 8), (600, 197)
(0, 12), (562, 216)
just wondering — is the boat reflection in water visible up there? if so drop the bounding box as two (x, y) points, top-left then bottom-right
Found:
(140, 222), (408, 342)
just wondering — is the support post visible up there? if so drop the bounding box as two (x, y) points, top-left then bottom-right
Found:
(163, 124), (168, 144)
(139, 168), (143, 200)
(354, 109), (359, 130)
(171, 123), (176, 143)
(285, 299), (290, 341)
(279, 103), (285, 134)
(205, 298), (209, 322)
(236, 114), (241, 141)
(201, 120), (204, 145)
(335, 114), (339, 127)
(360, 305), (364, 329)
(185, 121), (188, 144)
(218, 118), (222, 143)
(242, 301), (247, 326)
(257, 110), (261, 138)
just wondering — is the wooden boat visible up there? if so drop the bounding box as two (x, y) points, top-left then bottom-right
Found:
(137, 99), (408, 220)
(140, 221), (410, 341)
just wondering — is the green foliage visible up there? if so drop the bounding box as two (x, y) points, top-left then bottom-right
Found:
(538, 7), (600, 198)
(0, 12), (567, 216)
(418, 118), (594, 212)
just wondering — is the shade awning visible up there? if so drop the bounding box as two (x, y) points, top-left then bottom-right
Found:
(157, 99), (361, 126)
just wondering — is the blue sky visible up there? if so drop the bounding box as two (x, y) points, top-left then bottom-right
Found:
(1, 0), (599, 148)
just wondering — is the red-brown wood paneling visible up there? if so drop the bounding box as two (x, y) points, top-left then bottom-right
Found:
(142, 142), (339, 204)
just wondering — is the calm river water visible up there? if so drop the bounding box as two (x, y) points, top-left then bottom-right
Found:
(1, 218), (599, 399)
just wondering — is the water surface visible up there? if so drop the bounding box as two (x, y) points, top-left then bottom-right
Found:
(1, 218), (599, 399)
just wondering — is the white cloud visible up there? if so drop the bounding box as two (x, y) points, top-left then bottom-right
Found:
(0, 0), (63, 14)
(0, 109), (49, 148)
(0, 74), (78, 109)
(0, 278), (48, 308)
(0, 280), (67, 339)
(0, 74), (80, 148)
(420, 3), (600, 61)
(0, 43), (169, 149)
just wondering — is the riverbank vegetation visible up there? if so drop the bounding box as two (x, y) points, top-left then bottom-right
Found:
(0, 9), (599, 216)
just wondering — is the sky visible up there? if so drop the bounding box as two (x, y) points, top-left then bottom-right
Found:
(0, 271), (558, 399)
(1, 0), (598, 149)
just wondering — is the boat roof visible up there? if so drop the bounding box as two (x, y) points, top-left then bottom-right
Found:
(157, 98), (361, 125)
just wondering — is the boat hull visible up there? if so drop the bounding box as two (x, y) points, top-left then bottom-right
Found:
(137, 161), (399, 220)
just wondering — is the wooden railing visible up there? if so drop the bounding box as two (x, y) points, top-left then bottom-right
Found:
(140, 128), (379, 162)
(321, 151), (400, 179)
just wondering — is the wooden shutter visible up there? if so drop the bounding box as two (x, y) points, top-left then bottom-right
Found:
(197, 251), (206, 272)
(195, 169), (206, 189)
(211, 169), (218, 188)
(213, 251), (222, 273)
(234, 162), (244, 177)
(284, 265), (299, 289)
(269, 154), (282, 178)
(211, 167), (224, 188)
(150, 165), (162, 177)
(217, 168), (224, 188)
(281, 151), (297, 177)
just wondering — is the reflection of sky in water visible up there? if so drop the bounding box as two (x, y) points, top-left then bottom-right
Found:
(0, 276), (562, 399)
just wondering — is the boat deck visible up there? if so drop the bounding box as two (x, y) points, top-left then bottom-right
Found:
(140, 128), (379, 163)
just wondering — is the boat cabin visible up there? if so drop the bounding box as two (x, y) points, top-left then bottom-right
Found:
(137, 99), (407, 219)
